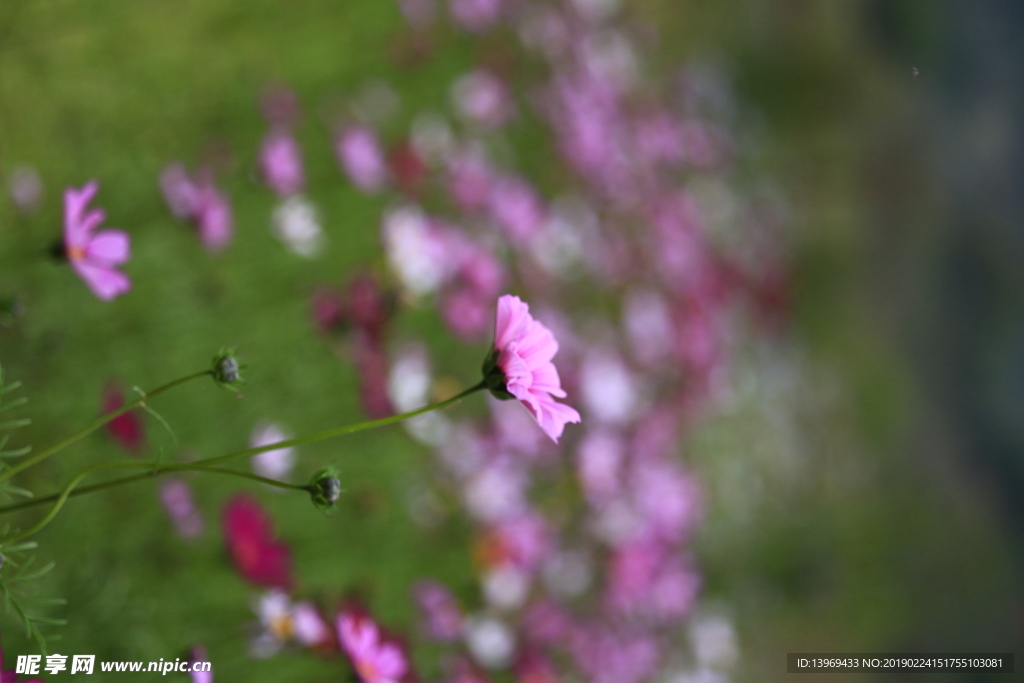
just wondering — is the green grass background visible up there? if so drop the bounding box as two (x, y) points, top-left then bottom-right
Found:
(0, 1), (1019, 681)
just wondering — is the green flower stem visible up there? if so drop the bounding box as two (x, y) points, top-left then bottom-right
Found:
(191, 380), (487, 471)
(0, 460), (306, 545)
(0, 381), (486, 537)
(0, 369), (212, 484)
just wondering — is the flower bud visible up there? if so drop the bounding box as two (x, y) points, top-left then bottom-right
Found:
(308, 467), (342, 513)
(211, 347), (246, 392)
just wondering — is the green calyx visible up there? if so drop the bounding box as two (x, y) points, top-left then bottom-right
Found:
(211, 347), (247, 393)
(308, 467), (342, 513)
(480, 348), (515, 401)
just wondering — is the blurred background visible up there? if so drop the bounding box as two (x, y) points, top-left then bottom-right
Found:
(0, 0), (1022, 681)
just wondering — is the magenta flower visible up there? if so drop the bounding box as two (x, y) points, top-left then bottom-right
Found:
(337, 612), (409, 683)
(482, 295), (580, 443)
(159, 163), (233, 252)
(336, 125), (388, 194)
(63, 181), (131, 300)
(260, 129), (305, 197)
(160, 478), (205, 538)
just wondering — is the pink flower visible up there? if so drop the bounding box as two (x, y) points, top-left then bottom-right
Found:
(484, 295), (580, 443)
(189, 646), (212, 683)
(452, 70), (513, 129)
(414, 581), (463, 641)
(260, 129), (305, 197)
(449, 0), (503, 32)
(101, 382), (144, 455)
(222, 495), (293, 589)
(160, 478), (205, 538)
(336, 125), (388, 193)
(63, 181), (131, 300)
(488, 176), (545, 245)
(159, 163), (233, 252)
(337, 612), (409, 683)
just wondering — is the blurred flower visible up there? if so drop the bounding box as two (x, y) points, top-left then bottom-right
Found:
(101, 382), (144, 455)
(476, 512), (551, 574)
(63, 181), (131, 301)
(453, 70), (513, 129)
(440, 236), (505, 340)
(337, 611), (410, 683)
(272, 196), (324, 258)
(513, 649), (559, 683)
(449, 0), (503, 32)
(579, 348), (640, 425)
(354, 338), (395, 419)
(310, 285), (347, 334)
(488, 176), (546, 245)
(623, 289), (674, 366)
(606, 539), (699, 622)
(463, 616), (515, 669)
(260, 129), (305, 197)
(483, 295), (580, 443)
(482, 565), (529, 610)
(222, 495), (293, 589)
(252, 590), (331, 657)
(249, 422), (296, 482)
(160, 478), (205, 539)
(159, 163), (233, 252)
(689, 614), (738, 672)
(395, 0), (436, 28)
(576, 429), (623, 507)
(381, 205), (449, 296)
(446, 147), (495, 211)
(414, 581), (463, 641)
(189, 646), (212, 683)
(388, 139), (430, 196)
(336, 125), (389, 193)
(7, 165), (43, 213)
(569, 627), (659, 683)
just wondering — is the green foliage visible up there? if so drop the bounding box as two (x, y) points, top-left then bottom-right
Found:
(0, 365), (66, 654)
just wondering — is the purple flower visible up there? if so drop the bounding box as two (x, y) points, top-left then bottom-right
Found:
(260, 129), (305, 197)
(414, 581), (463, 641)
(450, 0), (503, 32)
(160, 163), (233, 252)
(159, 478), (205, 538)
(488, 176), (546, 245)
(337, 611), (409, 683)
(453, 70), (513, 129)
(63, 181), (131, 300)
(485, 295), (580, 443)
(336, 125), (388, 193)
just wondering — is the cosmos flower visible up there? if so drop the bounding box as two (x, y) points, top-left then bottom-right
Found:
(222, 495), (293, 589)
(336, 125), (388, 193)
(337, 611), (409, 683)
(483, 295), (580, 443)
(249, 422), (296, 482)
(101, 382), (144, 455)
(260, 129), (305, 197)
(251, 590), (332, 657)
(160, 478), (205, 539)
(63, 181), (131, 301)
(414, 581), (463, 641)
(159, 163), (233, 252)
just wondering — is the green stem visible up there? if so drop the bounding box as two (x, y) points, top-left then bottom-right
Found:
(194, 380), (486, 471)
(0, 461), (307, 545)
(0, 369), (212, 484)
(0, 382), (486, 537)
